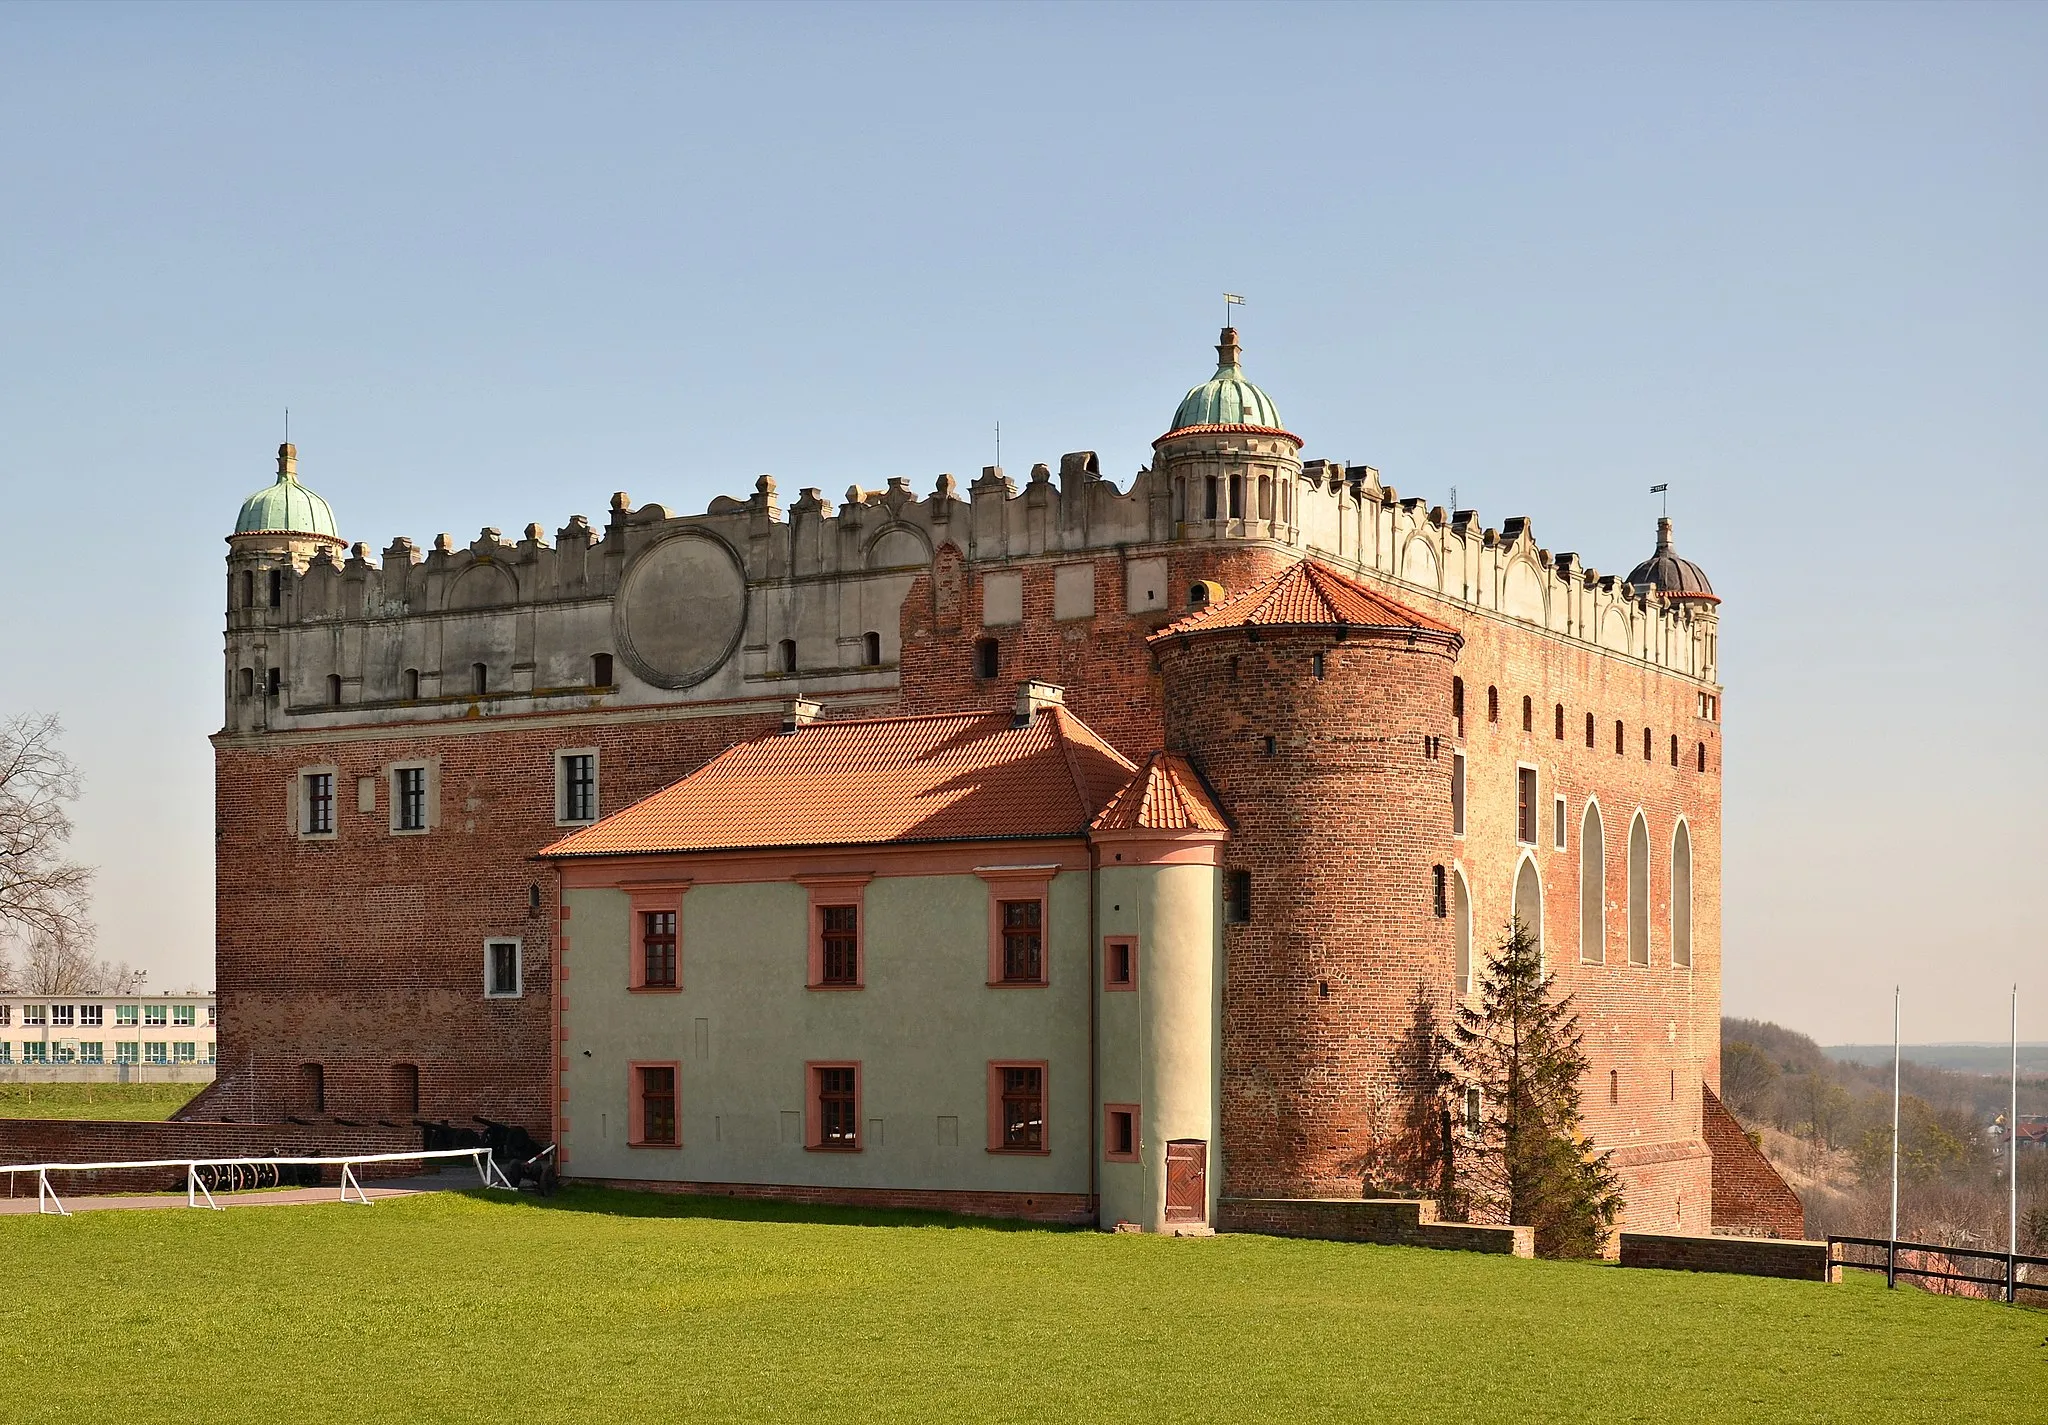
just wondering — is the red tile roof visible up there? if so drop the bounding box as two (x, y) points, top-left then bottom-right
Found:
(1091, 752), (1229, 833)
(1151, 557), (1458, 641)
(1155, 422), (1303, 446)
(541, 707), (1138, 858)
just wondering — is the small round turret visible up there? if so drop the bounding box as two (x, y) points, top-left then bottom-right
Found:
(1627, 517), (1716, 603)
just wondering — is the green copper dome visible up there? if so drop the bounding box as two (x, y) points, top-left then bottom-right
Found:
(234, 444), (339, 539)
(1168, 327), (1284, 433)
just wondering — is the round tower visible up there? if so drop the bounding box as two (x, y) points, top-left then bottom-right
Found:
(1153, 559), (1463, 1199)
(1155, 327), (1304, 543)
(224, 443), (344, 730)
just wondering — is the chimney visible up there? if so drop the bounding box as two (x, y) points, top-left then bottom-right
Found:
(781, 697), (822, 733)
(1014, 680), (1065, 726)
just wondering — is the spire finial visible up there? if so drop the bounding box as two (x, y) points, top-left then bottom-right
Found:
(1216, 326), (1242, 373)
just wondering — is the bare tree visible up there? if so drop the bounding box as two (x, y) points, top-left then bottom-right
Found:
(0, 714), (96, 988)
(18, 924), (141, 996)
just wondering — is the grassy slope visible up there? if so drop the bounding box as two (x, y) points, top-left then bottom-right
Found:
(0, 1188), (2036, 1424)
(0, 1082), (204, 1121)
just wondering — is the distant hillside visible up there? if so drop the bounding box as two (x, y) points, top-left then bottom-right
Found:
(1721, 1016), (2047, 1246)
(1824, 1043), (2048, 1077)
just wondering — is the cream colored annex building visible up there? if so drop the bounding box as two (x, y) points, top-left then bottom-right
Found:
(543, 682), (1228, 1231)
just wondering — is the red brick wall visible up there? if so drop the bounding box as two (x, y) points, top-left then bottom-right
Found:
(214, 708), (783, 1134)
(1219, 1196), (1533, 1255)
(1619, 1231), (1826, 1279)
(1393, 591), (1723, 1234)
(0, 1119), (420, 1195)
(1159, 624), (1462, 1199)
(1702, 1085), (1807, 1238)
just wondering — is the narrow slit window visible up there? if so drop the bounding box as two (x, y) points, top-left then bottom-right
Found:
(1554, 704), (1565, 740)
(1432, 865), (1447, 918)
(472, 663), (488, 696)
(403, 668), (421, 700)
(1585, 712), (1595, 748)
(862, 631), (882, 666)
(1521, 695), (1532, 732)
(777, 641), (796, 674)
(1452, 677), (1465, 737)
(1516, 767), (1538, 845)
(1487, 686), (1499, 724)
(592, 652), (614, 687)
(1450, 751), (1466, 837)
(975, 637), (999, 679)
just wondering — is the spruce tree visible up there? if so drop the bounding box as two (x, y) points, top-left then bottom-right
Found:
(1444, 919), (1624, 1258)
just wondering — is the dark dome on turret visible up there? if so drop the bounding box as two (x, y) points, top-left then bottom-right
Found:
(1628, 517), (1717, 603)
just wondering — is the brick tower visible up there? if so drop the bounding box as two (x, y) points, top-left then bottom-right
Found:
(1155, 560), (1464, 1198)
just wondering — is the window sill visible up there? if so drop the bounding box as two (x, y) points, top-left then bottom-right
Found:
(1103, 1154), (1140, 1165)
(629, 985), (683, 994)
(483, 991), (524, 1001)
(987, 979), (1049, 989)
(1104, 982), (1136, 993)
(296, 833), (338, 843)
(805, 1143), (862, 1153)
(627, 1140), (681, 1150)
(986, 1146), (1051, 1156)
(807, 982), (865, 992)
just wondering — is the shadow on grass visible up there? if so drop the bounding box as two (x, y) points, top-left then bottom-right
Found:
(472, 1182), (1075, 1233)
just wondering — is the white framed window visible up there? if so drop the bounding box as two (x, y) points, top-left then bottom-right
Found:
(389, 761), (435, 834)
(555, 748), (599, 826)
(80, 1042), (103, 1064)
(79, 1005), (102, 1027)
(51, 1005), (73, 1028)
(174, 1042), (196, 1063)
(115, 1004), (138, 1026)
(144, 1041), (168, 1065)
(1553, 794), (1567, 852)
(173, 1005), (195, 1027)
(115, 1041), (139, 1065)
(297, 766), (339, 839)
(23, 1005), (46, 1027)
(143, 1004), (168, 1026)
(484, 939), (523, 999)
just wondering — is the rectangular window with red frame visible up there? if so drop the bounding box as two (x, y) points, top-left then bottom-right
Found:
(1000, 900), (1042, 983)
(1104, 1103), (1140, 1162)
(1103, 936), (1137, 991)
(816, 1065), (859, 1149)
(820, 905), (859, 986)
(992, 1064), (1045, 1151)
(642, 911), (677, 987)
(637, 1064), (677, 1146)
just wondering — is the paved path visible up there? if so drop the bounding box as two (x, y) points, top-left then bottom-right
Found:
(0, 1171), (475, 1216)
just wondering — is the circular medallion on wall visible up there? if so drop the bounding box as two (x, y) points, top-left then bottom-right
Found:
(613, 531), (749, 688)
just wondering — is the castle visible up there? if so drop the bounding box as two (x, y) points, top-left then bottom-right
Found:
(213, 328), (1747, 1233)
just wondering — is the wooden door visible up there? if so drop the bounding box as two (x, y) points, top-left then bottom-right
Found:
(1164, 1139), (1207, 1222)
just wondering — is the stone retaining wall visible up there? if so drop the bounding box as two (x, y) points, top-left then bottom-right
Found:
(1219, 1197), (1534, 1257)
(1618, 1231), (1830, 1281)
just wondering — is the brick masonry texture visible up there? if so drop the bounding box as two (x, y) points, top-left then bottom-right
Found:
(576, 1177), (1095, 1225)
(1702, 1084), (1808, 1238)
(211, 524), (1769, 1234)
(1159, 624), (1461, 1200)
(0, 1119), (420, 1195)
(1618, 1232), (1830, 1282)
(1219, 1196), (1534, 1256)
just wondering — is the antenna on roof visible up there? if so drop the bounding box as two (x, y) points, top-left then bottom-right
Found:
(995, 421), (1001, 469)
(284, 406), (290, 443)
(1650, 482), (1669, 517)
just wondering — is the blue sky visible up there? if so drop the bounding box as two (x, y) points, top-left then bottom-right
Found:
(1, 3), (2040, 1041)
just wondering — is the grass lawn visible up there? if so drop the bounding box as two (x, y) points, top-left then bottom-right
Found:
(0, 1081), (204, 1121)
(0, 1187), (2038, 1423)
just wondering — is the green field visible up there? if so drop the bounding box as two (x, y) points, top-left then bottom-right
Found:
(0, 1081), (204, 1121)
(0, 1187), (2036, 1423)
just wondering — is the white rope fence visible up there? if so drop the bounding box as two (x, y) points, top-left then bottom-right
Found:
(1, 1147), (517, 1216)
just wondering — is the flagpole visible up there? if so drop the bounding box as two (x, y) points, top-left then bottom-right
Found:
(2010, 985), (2020, 1305)
(1888, 985), (1900, 1289)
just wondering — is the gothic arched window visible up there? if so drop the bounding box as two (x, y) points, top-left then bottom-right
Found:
(1671, 820), (1693, 968)
(1627, 811), (1651, 966)
(1580, 801), (1605, 964)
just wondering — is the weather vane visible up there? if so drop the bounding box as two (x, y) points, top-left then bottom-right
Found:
(1650, 482), (1669, 517)
(1224, 292), (1245, 327)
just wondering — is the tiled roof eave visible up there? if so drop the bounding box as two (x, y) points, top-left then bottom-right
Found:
(1148, 619), (1464, 649)
(538, 829), (1093, 860)
(1153, 423), (1303, 447)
